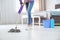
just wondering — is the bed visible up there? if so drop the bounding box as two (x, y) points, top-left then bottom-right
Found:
(50, 4), (60, 26)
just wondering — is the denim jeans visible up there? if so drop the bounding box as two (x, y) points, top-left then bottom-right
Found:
(26, 1), (34, 25)
(26, 2), (29, 11)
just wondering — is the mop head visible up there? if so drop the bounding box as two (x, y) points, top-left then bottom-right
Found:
(8, 27), (21, 33)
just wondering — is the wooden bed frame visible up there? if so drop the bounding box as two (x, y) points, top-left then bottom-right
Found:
(55, 4), (60, 9)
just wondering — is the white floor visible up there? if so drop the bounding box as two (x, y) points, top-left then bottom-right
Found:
(0, 24), (60, 40)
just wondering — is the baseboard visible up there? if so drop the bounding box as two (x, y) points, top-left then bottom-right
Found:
(55, 23), (60, 26)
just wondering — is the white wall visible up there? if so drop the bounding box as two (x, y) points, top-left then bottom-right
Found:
(0, 1), (1, 21)
(46, 0), (60, 11)
(0, 0), (18, 24)
(46, 0), (56, 11)
(0, 0), (36, 24)
(56, 0), (60, 4)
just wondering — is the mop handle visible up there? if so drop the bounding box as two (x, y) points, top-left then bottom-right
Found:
(16, 0), (26, 27)
(16, 14), (20, 27)
(16, 0), (24, 26)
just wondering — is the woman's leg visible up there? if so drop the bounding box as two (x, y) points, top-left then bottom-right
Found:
(26, 2), (29, 11)
(28, 1), (34, 25)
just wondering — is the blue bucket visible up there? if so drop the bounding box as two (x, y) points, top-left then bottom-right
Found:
(43, 19), (51, 28)
(43, 19), (54, 28)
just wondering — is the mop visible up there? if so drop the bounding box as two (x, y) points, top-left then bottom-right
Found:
(8, 0), (24, 32)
